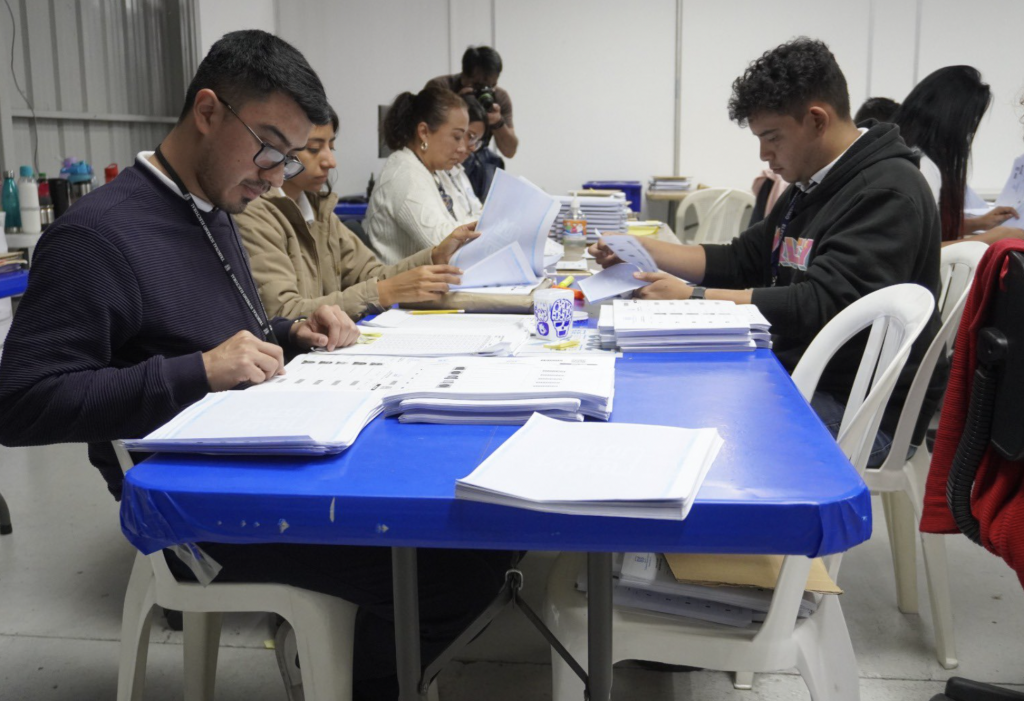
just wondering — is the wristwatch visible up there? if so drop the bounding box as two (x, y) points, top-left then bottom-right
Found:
(689, 286), (707, 300)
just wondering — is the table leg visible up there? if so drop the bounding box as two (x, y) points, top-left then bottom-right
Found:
(587, 552), (613, 701)
(392, 547), (426, 701)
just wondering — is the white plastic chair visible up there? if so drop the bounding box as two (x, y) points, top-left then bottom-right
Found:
(861, 241), (987, 670)
(113, 443), (360, 701)
(675, 188), (755, 245)
(543, 283), (936, 701)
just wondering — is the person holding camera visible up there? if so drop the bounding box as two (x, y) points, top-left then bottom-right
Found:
(427, 45), (518, 159)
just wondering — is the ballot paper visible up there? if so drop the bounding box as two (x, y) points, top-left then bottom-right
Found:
(315, 327), (529, 357)
(599, 300), (769, 352)
(365, 310), (533, 331)
(455, 413), (723, 520)
(123, 390), (384, 455)
(994, 153), (1024, 229)
(577, 234), (659, 303)
(451, 169), (561, 287)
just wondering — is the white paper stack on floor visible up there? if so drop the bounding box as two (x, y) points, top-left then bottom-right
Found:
(550, 194), (629, 241)
(450, 169), (560, 289)
(383, 355), (615, 423)
(607, 299), (770, 352)
(455, 413), (723, 520)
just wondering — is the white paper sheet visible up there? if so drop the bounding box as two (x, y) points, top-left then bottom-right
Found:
(601, 234), (658, 272)
(995, 153), (1024, 229)
(577, 263), (650, 303)
(452, 241), (538, 288)
(451, 169), (560, 278)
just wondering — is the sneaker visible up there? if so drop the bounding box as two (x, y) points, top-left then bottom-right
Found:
(275, 621), (304, 701)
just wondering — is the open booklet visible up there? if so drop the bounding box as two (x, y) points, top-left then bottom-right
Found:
(577, 234), (659, 303)
(455, 413), (723, 520)
(450, 169), (561, 289)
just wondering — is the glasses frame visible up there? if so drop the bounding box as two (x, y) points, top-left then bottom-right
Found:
(216, 95), (305, 180)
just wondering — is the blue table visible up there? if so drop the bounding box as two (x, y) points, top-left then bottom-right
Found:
(0, 270), (28, 299)
(121, 349), (871, 700)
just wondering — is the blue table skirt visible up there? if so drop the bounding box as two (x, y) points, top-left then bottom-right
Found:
(121, 350), (871, 558)
(0, 270), (28, 298)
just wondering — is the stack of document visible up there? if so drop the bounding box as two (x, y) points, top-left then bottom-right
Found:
(576, 553), (830, 628)
(456, 413), (723, 520)
(450, 169), (560, 290)
(550, 195), (629, 241)
(648, 176), (693, 192)
(317, 326), (530, 357)
(600, 299), (772, 352)
(383, 355), (615, 423)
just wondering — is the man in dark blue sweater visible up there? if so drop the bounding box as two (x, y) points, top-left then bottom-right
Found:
(0, 30), (505, 701)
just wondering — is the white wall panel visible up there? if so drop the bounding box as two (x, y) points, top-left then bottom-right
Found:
(678, 0), (872, 191)
(197, 0), (275, 57)
(917, 0), (1024, 194)
(494, 0), (676, 196)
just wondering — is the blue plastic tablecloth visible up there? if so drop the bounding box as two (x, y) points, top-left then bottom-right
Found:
(121, 349), (871, 557)
(0, 270), (28, 298)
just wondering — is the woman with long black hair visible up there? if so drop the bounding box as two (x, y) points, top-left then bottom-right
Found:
(893, 65), (1021, 244)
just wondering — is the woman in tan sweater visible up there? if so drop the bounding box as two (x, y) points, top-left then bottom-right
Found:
(236, 107), (478, 320)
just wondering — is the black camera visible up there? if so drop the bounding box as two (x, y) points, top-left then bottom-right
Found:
(475, 85), (496, 112)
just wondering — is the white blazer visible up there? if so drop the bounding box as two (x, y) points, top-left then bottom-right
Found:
(365, 147), (474, 264)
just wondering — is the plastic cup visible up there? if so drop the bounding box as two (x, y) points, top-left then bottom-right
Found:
(533, 288), (575, 340)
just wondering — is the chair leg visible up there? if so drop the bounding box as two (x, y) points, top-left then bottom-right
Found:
(793, 596), (860, 701)
(0, 490), (11, 535)
(733, 671), (754, 690)
(182, 611), (222, 701)
(287, 593), (358, 701)
(921, 533), (958, 669)
(882, 491), (919, 614)
(117, 553), (158, 701)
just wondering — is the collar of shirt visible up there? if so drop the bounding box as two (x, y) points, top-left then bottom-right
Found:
(136, 151), (214, 212)
(268, 187), (316, 224)
(795, 127), (868, 193)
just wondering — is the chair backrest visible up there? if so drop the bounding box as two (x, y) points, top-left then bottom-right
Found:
(674, 188), (727, 244)
(697, 189), (756, 245)
(871, 241), (987, 476)
(790, 283), (937, 473)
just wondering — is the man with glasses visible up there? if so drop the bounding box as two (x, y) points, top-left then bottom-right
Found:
(0, 30), (508, 701)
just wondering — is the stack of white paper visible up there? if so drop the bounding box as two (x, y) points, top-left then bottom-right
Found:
(124, 390), (384, 456)
(550, 195), (629, 241)
(456, 413), (723, 520)
(316, 326), (530, 357)
(451, 169), (561, 289)
(382, 355), (615, 423)
(605, 299), (771, 352)
(648, 176), (693, 192)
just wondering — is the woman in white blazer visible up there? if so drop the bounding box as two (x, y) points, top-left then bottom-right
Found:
(366, 86), (477, 263)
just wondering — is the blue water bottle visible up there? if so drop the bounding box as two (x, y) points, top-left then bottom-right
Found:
(2, 171), (21, 232)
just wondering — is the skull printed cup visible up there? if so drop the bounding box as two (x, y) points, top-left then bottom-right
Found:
(534, 288), (575, 340)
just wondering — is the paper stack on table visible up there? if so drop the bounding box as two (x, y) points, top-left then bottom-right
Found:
(316, 326), (530, 357)
(648, 176), (693, 192)
(550, 194), (629, 241)
(383, 355), (615, 423)
(450, 169), (560, 289)
(455, 413), (723, 520)
(600, 299), (771, 352)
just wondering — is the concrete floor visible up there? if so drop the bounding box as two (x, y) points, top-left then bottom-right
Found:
(2, 440), (1024, 700)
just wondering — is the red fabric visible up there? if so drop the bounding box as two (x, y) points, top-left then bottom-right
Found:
(921, 239), (1024, 585)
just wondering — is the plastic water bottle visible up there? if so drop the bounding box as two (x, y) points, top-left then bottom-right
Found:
(562, 194), (587, 257)
(2, 171), (20, 232)
(18, 166), (41, 235)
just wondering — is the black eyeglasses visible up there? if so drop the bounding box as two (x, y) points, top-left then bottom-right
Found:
(217, 96), (305, 180)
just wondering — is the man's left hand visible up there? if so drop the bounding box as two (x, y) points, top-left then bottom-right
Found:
(487, 103), (503, 126)
(632, 271), (693, 300)
(290, 304), (361, 351)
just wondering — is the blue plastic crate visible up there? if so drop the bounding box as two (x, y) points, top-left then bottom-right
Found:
(582, 180), (642, 212)
(334, 202), (368, 221)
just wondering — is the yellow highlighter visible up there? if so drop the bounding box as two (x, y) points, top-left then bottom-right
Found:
(408, 309), (465, 315)
(543, 339), (581, 351)
(557, 276), (575, 289)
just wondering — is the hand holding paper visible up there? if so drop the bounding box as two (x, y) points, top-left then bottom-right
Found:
(578, 235), (659, 303)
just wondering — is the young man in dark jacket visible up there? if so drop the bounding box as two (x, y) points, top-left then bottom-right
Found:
(593, 37), (943, 465)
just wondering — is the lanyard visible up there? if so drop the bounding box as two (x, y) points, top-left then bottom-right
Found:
(153, 147), (277, 344)
(770, 188), (806, 287)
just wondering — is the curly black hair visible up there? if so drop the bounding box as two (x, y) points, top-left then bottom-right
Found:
(728, 38), (851, 126)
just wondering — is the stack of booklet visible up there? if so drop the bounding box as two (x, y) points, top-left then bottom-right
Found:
(598, 299), (771, 352)
(456, 413), (722, 520)
(383, 355), (615, 423)
(575, 552), (837, 628)
(648, 176), (693, 193)
(550, 195), (629, 241)
(124, 355), (616, 454)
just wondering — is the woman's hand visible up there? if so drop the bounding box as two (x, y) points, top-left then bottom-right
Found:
(377, 266), (464, 306)
(432, 222), (480, 264)
(972, 206), (1019, 231)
